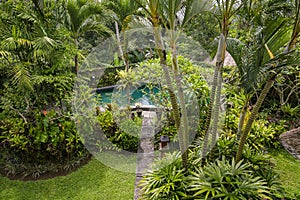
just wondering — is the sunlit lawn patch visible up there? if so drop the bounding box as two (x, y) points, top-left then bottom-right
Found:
(0, 158), (135, 200)
(270, 148), (300, 199)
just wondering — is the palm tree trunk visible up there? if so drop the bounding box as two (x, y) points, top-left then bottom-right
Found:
(237, 101), (248, 140)
(170, 32), (189, 168)
(201, 66), (218, 162)
(74, 54), (78, 75)
(236, 5), (299, 161)
(209, 68), (223, 160)
(152, 23), (188, 168)
(202, 33), (226, 163)
(115, 21), (129, 71)
(115, 21), (131, 104)
(288, 2), (299, 51)
(74, 38), (79, 76)
(236, 75), (275, 162)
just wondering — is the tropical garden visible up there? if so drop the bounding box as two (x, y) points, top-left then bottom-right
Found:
(0, 0), (300, 199)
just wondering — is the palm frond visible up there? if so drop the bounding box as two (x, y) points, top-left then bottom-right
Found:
(181, 0), (214, 27)
(33, 36), (57, 59)
(226, 38), (247, 69)
(268, 50), (300, 72)
(79, 20), (112, 38)
(9, 62), (33, 92)
(67, 0), (82, 33)
(262, 17), (290, 53)
(0, 50), (11, 59)
(128, 15), (152, 29)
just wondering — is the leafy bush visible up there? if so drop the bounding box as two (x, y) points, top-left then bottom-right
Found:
(187, 158), (271, 200)
(224, 97), (287, 150)
(139, 148), (285, 200)
(247, 119), (285, 149)
(97, 109), (140, 152)
(140, 152), (187, 200)
(0, 109), (88, 178)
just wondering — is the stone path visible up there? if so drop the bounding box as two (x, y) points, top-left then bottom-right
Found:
(134, 111), (156, 200)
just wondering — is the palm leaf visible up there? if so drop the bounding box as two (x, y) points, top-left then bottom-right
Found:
(237, 15), (294, 93)
(181, 0), (213, 27)
(79, 18), (112, 38)
(0, 50), (11, 59)
(9, 62), (33, 92)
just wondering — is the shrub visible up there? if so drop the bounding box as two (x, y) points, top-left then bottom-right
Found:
(139, 149), (284, 200)
(97, 109), (140, 152)
(140, 152), (188, 200)
(0, 109), (88, 178)
(187, 158), (271, 200)
(223, 105), (287, 150)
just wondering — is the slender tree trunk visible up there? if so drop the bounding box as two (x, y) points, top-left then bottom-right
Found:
(75, 54), (78, 75)
(152, 19), (188, 168)
(237, 101), (248, 140)
(74, 38), (79, 76)
(201, 66), (218, 161)
(115, 21), (129, 71)
(288, 3), (299, 51)
(115, 21), (131, 104)
(202, 33), (226, 163)
(236, 75), (275, 162)
(170, 31), (189, 168)
(209, 68), (223, 160)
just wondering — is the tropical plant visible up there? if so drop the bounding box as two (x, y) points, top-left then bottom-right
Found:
(0, 108), (88, 178)
(202, 0), (242, 162)
(187, 158), (271, 199)
(140, 151), (187, 200)
(0, 0), (89, 178)
(134, 0), (212, 169)
(65, 0), (112, 75)
(235, 0), (300, 161)
(97, 109), (140, 152)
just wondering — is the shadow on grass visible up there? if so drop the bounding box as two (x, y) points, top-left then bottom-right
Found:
(0, 158), (135, 200)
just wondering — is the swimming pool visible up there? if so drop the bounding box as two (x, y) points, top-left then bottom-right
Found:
(95, 84), (160, 106)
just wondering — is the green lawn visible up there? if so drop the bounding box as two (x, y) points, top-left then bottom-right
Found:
(1, 149), (300, 200)
(0, 158), (135, 200)
(270, 148), (300, 198)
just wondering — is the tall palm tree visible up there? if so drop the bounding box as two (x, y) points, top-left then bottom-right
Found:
(135, 0), (188, 167)
(202, 0), (241, 162)
(160, 0), (212, 168)
(0, 0), (58, 92)
(104, 0), (141, 71)
(133, 0), (212, 169)
(236, 0), (300, 162)
(65, 0), (111, 75)
(226, 0), (292, 140)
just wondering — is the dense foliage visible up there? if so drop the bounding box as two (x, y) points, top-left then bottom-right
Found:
(0, 0), (299, 199)
(0, 0), (111, 177)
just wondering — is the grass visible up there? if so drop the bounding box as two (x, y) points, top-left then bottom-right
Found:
(1, 148), (300, 200)
(269, 148), (300, 198)
(0, 157), (135, 200)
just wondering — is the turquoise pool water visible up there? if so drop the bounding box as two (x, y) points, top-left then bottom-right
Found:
(96, 85), (160, 106)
